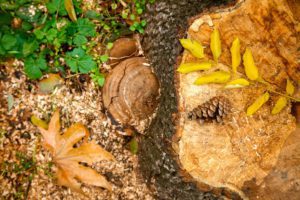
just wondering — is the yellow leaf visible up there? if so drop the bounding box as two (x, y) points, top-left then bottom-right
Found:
(36, 110), (115, 194)
(180, 39), (204, 58)
(31, 115), (48, 130)
(194, 71), (231, 85)
(243, 48), (259, 80)
(271, 97), (287, 114)
(177, 62), (212, 73)
(246, 92), (270, 116)
(64, 0), (77, 22)
(210, 29), (222, 62)
(286, 79), (295, 95)
(225, 78), (249, 88)
(230, 37), (241, 74)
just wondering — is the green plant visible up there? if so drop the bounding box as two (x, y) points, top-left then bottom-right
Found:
(0, 0), (155, 86)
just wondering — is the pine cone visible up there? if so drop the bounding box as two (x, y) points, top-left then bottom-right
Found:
(187, 96), (230, 124)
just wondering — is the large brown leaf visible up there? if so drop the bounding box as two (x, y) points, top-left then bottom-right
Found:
(37, 110), (115, 194)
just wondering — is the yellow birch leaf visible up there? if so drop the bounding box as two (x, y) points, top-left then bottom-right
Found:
(246, 92), (270, 116)
(64, 0), (77, 22)
(194, 71), (231, 85)
(271, 97), (287, 114)
(286, 79), (295, 95)
(180, 39), (204, 58)
(230, 37), (241, 74)
(210, 29), (221, 62)
(31, 115), (48, 130)
(243, 48), (259, 80)
(177, 62), (212, 73)
(225, 78), (249, 88)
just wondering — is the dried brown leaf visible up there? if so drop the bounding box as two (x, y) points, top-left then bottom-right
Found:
(36, 110), (115, 194)
(64, 0), (77, 22)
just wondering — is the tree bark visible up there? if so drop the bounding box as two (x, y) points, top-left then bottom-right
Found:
(140, 1), (238, 199)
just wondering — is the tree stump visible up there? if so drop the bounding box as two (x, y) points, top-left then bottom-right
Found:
(140, 0), (300, 199)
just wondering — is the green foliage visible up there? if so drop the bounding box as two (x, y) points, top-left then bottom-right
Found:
(90, 68), (105, 87)
(65, 48), (96, 73)
(24, 56), (48, 79)
(0, 0), (155, 84)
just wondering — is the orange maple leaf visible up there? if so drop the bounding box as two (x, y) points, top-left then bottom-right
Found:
(37, 110), (115, 194)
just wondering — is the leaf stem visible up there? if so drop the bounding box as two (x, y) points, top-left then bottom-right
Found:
(267, 89), (300, 102)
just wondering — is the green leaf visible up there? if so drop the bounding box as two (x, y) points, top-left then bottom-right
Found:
(47, 0), (67, 16)
(97, 75), (105, 87)
(21, 21), (34, 31)
(46, 28), (58, 42)
(0, 13), (12, 26)
(100, 55), (108, 63)
(36, 56), (48, 70)
(0, 45), (6, 55)
(137, 8), (143, 15)
(78, 55), (97, 73)
(24, 55), (48, 79)
(76, 18), (96, 37)
(65, 48), (96, 73)
(85, 10), (102, 20)
(73, 34), (87, 46)
(140, 20), (147, 27)
(24, 57), (43, 80)
(1, 34), (17, 50)
(34, 29), (45, 40)
(106, 42), (113, 50)
(22, 39), (39, 57)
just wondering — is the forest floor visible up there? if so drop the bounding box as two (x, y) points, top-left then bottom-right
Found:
(0, 62), (155, 200)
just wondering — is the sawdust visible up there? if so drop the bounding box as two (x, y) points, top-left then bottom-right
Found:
(0, 61), (155, 200)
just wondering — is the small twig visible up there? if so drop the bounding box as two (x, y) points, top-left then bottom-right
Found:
(65, 73), (83, 79)
(267, 89), (300, 102)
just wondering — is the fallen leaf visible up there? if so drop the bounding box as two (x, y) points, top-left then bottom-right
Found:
(230, 37), (241, 74)
(210, 29), (222, 62)
(7, 94), (14, 111)
(31, 115), (48, 129)
(271, 97), (287, 115)
(194, 71), (231, 85)
(64, 0), (77, 22)
(243, 48), (259, 81)
(225, 78), (249, 88)
(246, 92), (270, 116)
(38, 74), (63, 94)
(180, 38), (204, 58)
(286, 79), (295, 96)
(36, 110), (115, 194)
(177, 62), (212, 73)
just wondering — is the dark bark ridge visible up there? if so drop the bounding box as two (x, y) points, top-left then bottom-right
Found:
(139, 0), (238, 199)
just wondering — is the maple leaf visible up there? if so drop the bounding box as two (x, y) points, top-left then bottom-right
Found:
(37, 110), (115, 194)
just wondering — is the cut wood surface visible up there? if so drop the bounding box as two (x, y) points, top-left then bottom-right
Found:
(175, 0), (299, 198)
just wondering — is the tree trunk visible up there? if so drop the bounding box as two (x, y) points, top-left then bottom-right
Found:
(139, 0), (300, 199)
(140, 1), (238, 199)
